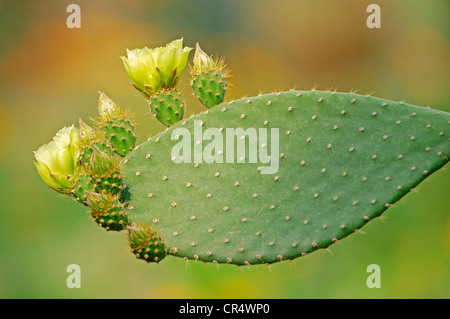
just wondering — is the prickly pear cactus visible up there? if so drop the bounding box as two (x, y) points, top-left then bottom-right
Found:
(122, 90), (449, 265)
(33, 38), (449, 267)
(148, 90), (185, 127)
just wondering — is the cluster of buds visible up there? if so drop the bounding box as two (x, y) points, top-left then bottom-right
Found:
(34, 92), (134, 231)
(34, 37), (230, 261)
(121, 38), (229, 126)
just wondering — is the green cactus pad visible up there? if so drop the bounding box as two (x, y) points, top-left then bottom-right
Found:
(80, 141), (114, 167)
(99, 118), (136, 157)
(92, 173), (124, 197)
(122, 90), (449, 265)
(72, 172), (123, 205)
(87, 193), (129, 231)
(129, 225), (167, 263)
(192, 70), (226, 109)
(92, 208), (128, 231)
(149, 90), (185, 127)
(73, 173), (95, 204)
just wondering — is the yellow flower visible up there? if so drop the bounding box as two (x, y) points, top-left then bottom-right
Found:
(33, 125), (81, 194)
(121, 38), (192, 96)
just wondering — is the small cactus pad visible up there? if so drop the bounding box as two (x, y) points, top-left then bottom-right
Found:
(192, 70), (226, 109)
(92, 173), (124, 197)
(99, 118), (136, 157)
(92, 208), (128, 231)
(73, 173), (95, 204)
(74, 173), (124, 204)
(128, 225), (167, 263)
(73, 149), (124, 204)
(122, 90), (449, 265)
(96, 91), (136, 157)
(149, 90), (184, 127)
(86, 192), (129, 231)
(80, 140), (114, 167)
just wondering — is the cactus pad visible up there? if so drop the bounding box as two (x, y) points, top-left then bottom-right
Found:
(73, 173), (95, 204)
(192, 70), (227, 109)
(92, 207), (128, 231)
(74, 147), (125, 204)
(92, 174), (124, 196)
(128, 225), (167, 263)
(86, 192), (129, 231)
(109, 91), (450, 264)
(149, 90), (185, 127)
(80, 140), (114, 167)
(99, 118), (136, 157)
(122, 90), (449, 264)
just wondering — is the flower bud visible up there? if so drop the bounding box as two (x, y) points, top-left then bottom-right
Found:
(88, 146), (118, 177)
(98, 91), (123, 121)
(128, 223), (167, 263)
(33, 125), (81, 194)
(191, 43), (228, 75)
(192, 43), (216, 73)
(85, 191), (111, 213)
(78, 118), (97, 146)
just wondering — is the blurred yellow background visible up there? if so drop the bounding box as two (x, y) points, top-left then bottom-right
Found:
(0, 0), (449, 298)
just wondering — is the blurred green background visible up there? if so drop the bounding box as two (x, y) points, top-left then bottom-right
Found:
(0, 0), (449, 298)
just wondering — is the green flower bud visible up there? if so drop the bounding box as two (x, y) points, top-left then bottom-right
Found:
(121, 38), (192, 97)
(88, 146), (119, 177)
(191, 43), (228, 75)
(127, 223), (167, 263)
(98, 91), (122, 121)
(78, 118), (97, 146)
(85, 191), (111, 214)
(192, 43), (215, 73)
(127, 224), (153, 247)
(33, 125), (81, 194)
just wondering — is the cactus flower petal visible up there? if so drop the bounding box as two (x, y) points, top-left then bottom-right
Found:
(121, 38), (192, 96)
(33, 125), (81, 194)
